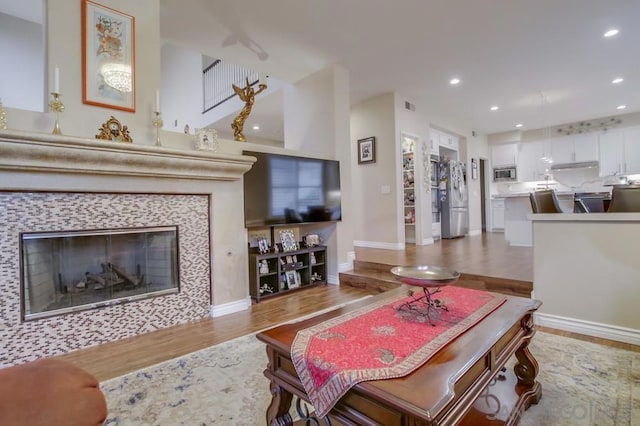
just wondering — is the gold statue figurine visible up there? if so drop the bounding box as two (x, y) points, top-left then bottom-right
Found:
(231, 78), (267, 142)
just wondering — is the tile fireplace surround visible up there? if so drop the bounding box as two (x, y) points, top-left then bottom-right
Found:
(0, 130), (255, 366)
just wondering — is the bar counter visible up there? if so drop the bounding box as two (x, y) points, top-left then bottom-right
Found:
(530, 212), (640, 344)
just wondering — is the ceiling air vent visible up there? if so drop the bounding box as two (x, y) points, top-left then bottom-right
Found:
(404, 101), (415, 112)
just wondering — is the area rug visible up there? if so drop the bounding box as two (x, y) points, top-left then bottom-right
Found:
(101, 329), (640, 426)
(291, 287), (506, 417)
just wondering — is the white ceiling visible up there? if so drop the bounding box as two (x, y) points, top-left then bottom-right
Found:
(161, 0), (640, 137)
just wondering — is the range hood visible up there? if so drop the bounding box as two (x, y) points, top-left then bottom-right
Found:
(549, 161), (599, 171)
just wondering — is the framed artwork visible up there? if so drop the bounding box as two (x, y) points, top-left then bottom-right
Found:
(195, 128), (218, 151)
(279, 230), (298, 252)
(82, 0), (136, 112)
(358, 137), (376, 164)
(471, 158), (478, 180)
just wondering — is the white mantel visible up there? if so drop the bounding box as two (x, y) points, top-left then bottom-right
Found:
(0, 129), (255, 180)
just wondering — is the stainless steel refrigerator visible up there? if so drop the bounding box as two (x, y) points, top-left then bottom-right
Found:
(438, 160), (469, 238)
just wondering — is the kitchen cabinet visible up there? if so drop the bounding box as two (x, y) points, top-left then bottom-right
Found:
(428, 129), (440, 155)
(431, 129), (458, 153)
(491, 143), (518, 167)
(517, 140), (551, 182)
(491, 199), (505, 231)
(622, 126), (640, 174)
(598, 129), (624, 176)
(550, 133), (598, 164)
(440, 132), (459, 151)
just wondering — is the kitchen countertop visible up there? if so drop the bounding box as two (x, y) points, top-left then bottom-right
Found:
(529, 212), (640, 221)
(492, 191), (575, 199)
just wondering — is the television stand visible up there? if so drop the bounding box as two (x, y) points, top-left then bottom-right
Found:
(248, 245), (327, 302)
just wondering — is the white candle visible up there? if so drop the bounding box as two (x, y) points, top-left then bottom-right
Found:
(54, 66), (60, 93)
(156, 89), (160, 112)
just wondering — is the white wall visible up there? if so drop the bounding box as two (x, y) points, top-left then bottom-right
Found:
(394, 94), (432, 244)
(0, 12), (44, 111)
(351, 93), (401, 247)
(5, 0), (161, 144)
(160, 43), (203, 134)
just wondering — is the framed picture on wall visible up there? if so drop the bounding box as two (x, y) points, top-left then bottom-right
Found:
(82, 0), (136, 112)
(358, 137), (376, 164)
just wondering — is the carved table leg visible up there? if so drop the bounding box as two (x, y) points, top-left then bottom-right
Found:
(266, 381), (294, 426)
(264, 345), (294, 426)
(513, 315), (542, 413)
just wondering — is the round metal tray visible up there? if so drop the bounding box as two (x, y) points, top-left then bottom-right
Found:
(390, 265), (460, 288)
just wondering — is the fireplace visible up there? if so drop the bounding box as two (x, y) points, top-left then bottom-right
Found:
(0, 130), (254, 366)
(21, 226), (179, 320)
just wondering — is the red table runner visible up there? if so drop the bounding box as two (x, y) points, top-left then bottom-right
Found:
(291, 286), (507, 417)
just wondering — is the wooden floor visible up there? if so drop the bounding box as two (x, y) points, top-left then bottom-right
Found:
(354, 232), (533, 282)
(55, 232), (638, 382)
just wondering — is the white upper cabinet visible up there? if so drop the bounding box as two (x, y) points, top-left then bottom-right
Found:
(598, 129), (624, 176)
(622, 126), (640, 174)
(428, 129), (440, 155)
(550, 133), (598, 164)
(517, 140), (552, 182)
(433, 129), (458, 152)
(491, 143), (518, 167)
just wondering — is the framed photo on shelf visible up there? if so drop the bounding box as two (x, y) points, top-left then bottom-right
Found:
(82, 0), (136, 112)
(304, 234), (320, 247)
(279, 230), (298, 252)
(257, 237), (270, 254)
(357, 136), (376, 164)
(285, 270), (299, 289)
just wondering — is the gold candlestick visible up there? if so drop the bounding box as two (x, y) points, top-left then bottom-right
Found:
(0, 99), (7, 130)
(152, 111), (163, 146)
(49, 92), (65, 135)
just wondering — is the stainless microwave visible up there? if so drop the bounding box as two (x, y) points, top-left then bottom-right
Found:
(493, 166), (517, 182)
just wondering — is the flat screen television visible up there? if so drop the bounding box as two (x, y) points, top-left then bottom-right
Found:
(243, 151), (342, 227)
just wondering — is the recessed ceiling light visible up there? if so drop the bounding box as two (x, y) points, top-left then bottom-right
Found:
(515, 123), (523, 128)
(612, 77), (624, 84)
(616, 105), (626, 110)
(604, 29), (619, 37)
(252, 125), (260, 130)
(449, 78), (460, 85)
(490, 106), (499, 111)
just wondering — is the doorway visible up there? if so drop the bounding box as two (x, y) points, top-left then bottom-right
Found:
(480, 159), (487, 232)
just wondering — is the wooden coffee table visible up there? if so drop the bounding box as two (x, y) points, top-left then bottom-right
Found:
(256, 286), (542, 425)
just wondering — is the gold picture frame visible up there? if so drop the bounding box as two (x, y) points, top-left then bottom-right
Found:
(82, 0), (136, 112)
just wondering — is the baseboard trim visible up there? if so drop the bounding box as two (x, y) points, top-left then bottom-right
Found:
(353, 240), (404, 250)
(210, 297), (251, 318)
(327, 274), (339, 285)
(468, 229), (482, 236)
(535, 312), (640, 345)
(419, 238), (435, 245)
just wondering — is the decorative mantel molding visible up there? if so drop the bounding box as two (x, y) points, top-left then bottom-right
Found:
(0, 129), (255, 181)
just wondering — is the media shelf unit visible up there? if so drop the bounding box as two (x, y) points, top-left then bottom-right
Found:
(249, 245), (327, 302)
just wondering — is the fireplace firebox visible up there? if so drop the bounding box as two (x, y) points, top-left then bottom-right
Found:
(20, 226), (179, 320)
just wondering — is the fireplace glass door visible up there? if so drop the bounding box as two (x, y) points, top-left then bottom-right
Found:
(21, 226), (179, 320)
